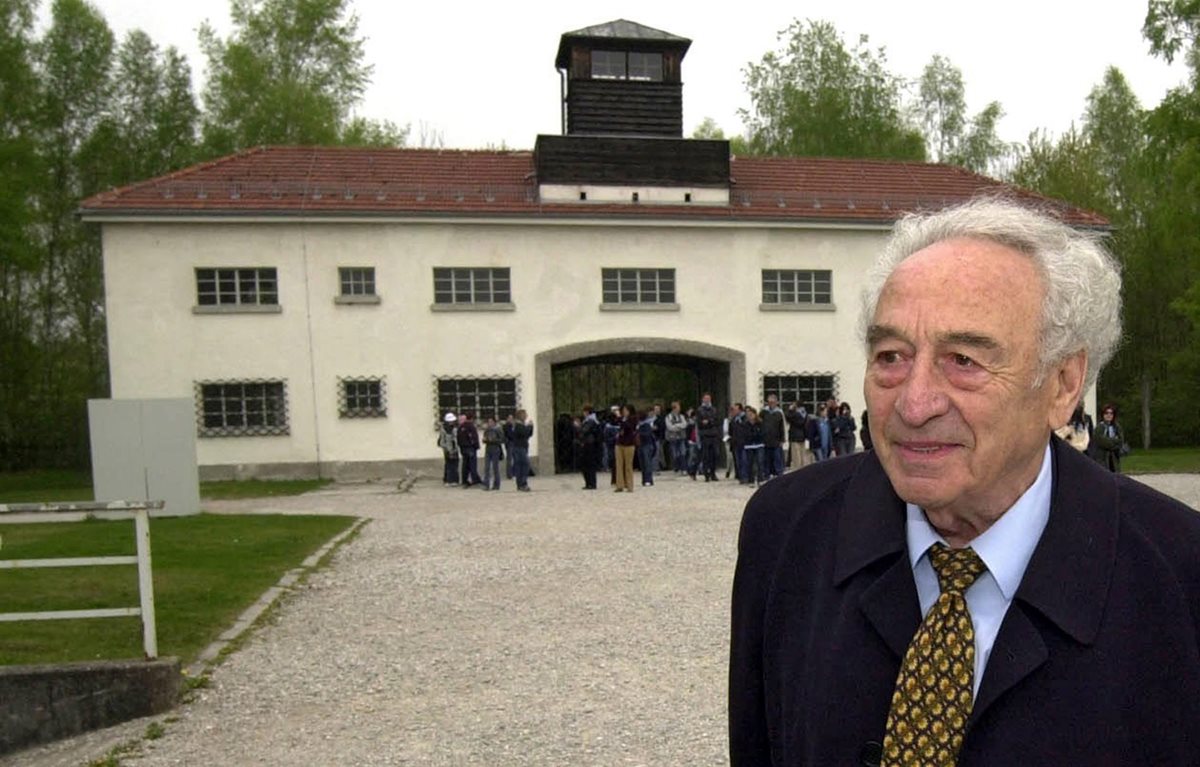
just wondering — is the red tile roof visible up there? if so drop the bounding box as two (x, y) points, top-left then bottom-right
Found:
(79, 145), (1108, 228)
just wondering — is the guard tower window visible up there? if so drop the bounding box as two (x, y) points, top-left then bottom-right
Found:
(591, 50), (663, 81)
(628, 51), (663, 81)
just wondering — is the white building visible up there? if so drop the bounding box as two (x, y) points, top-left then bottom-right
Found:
(80, 20), (1104, 479)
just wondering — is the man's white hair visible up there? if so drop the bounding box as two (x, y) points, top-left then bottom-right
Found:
(857, 197), (1123, 391)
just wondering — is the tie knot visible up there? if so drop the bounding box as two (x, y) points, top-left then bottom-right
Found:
(928, 543), (986, 595)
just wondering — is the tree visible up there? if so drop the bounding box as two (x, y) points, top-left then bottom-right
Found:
(82, 30), (199, 190)
(739, 19), (925, 160)
(23, 0), (115, 468)
(0, 0), (42, 468)
(199, 0), (398, 154)
(917, 55), (966, 162)
(1143, 0), (1200, 70)
(1009, 127), (1110, 215)
(340, 115), (408, 147)
(691, 117), (727, 139)
(917, 55), (1011, 174)
(1082, 67), (1147, 209)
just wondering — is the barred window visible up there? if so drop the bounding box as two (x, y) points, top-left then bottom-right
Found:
(433, 267), (511, 305)
(762, 269), (832, 305)
(339, 267), (376, 296)
(437, 377), (518, 422)
(761, 374), (837, 416)
(602, 268), (675, 304)
(339, 377), (386, 418)
(196, 380), (288, 437)
(196, 268), (278, 306)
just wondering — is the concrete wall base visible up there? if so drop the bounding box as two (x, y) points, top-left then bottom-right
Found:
(0, 658), (180, 756)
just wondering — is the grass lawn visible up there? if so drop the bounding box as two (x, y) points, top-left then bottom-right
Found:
(1122, 446), (1200, 474)
(0, 513), (358, 666)
(0, 472), (332, 504)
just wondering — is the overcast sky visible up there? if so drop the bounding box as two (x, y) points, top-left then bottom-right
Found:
(62, 0), (1190, 151)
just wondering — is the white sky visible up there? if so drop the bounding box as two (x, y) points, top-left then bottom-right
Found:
(55, 0), (1191, 151)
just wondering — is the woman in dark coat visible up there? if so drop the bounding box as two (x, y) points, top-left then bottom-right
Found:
(832, 402), (857, 457)
(1091, 403), (1125, 472)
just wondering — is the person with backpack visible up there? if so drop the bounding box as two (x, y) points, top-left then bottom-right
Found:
(665, 401), (688, 474)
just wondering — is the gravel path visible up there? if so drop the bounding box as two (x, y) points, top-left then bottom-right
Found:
(5, 470), (1198, 767)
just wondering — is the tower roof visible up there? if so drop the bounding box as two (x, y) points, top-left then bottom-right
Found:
(556, 19), (691, 69)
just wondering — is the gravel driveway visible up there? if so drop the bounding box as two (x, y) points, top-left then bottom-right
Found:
(6, 469), (1198, 767)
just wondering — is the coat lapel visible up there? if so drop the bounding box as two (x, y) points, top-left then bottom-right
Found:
(834, 452), (920, 660)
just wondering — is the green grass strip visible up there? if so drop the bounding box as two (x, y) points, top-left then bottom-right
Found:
(0, 473), (334, 504)
(1122, 447), (1200, 474)
(0, 513), (356, 666)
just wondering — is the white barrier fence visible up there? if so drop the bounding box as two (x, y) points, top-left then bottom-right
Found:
(0, 501), (164, 659)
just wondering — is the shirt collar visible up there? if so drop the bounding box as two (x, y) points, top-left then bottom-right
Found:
(906, 443), (1054, 600)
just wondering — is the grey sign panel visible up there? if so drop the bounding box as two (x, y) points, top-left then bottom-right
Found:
(89, 399), (200, 516)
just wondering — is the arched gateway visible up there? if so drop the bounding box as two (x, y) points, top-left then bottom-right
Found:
(534, 338), (747, 472)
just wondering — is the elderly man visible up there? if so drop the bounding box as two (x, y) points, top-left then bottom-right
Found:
(729, 199), (1200, 766)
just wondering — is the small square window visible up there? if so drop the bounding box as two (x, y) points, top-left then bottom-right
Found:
(339, 267), (376, 296)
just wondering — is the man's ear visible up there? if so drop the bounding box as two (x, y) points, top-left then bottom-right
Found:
(1047, 351), (1088, 429)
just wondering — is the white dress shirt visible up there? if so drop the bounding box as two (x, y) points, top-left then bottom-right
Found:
(905, 443), (1053, 695)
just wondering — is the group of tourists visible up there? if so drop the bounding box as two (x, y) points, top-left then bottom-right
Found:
(1054, 403), (1128, 472)
(438, 411), (533, 492)
(438, 398), (1127, 493)
(565, 394), (870, 491)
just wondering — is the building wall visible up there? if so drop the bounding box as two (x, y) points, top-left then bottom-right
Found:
(101, 218), (890, 477)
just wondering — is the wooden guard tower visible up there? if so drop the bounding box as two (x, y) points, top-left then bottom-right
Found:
(537, 19), (730, 194)
(555, 19), (691, 137)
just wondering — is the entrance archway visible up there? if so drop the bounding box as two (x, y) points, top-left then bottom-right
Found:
(533, 338), (746, 473)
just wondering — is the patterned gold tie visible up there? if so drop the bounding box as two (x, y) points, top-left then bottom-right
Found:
(881, 543), (987, 767)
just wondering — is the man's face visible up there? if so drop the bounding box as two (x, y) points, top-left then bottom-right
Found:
(767, 395), (778, 409)
(864, 238), (1079, 520)
(702, 395), (712, 406)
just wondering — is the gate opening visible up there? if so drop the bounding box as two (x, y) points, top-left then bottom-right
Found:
(550, 353), (729, 473)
